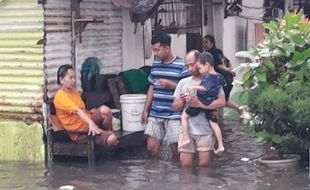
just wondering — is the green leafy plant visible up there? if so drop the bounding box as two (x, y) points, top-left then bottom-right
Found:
(237, 11), (310, 159)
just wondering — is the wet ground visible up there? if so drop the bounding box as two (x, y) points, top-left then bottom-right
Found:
(0, 115), (309, 190)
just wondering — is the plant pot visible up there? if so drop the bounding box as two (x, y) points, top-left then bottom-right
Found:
(258, 154), (301, 168)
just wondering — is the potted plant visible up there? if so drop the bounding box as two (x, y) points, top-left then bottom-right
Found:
(236, 11), (310, 167)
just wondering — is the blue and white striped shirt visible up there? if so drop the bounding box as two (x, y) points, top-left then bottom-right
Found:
(148, 57), (190, 119)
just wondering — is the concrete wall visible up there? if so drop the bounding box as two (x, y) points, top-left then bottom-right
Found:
(212, 3), (225, 50)
(223, 0), (265, 57)
(0, 121), (44, 161)
(223, 0), (264, 92)
(122, 10), (145, 70)
(122, 11), (187, 68)
(223, 17), (247, 70)
(171, 34), (187, 59)
(202, 1), (224, 49)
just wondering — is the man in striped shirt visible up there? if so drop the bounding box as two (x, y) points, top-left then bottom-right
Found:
(141, 32), (190, 158)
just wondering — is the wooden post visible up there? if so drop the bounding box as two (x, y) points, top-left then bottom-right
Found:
(216, 108), (224, 126)
(46, 130), (54, 168)
(88, 136), (95, 165)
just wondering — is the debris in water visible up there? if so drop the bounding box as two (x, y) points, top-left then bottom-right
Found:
(59, 185), (75, 190)
(241, 157), (250, 162)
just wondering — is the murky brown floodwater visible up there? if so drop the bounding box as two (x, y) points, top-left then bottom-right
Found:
(0, 116), (309, 190)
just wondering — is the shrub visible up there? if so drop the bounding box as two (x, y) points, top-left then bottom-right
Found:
(237, 11), (310, 160)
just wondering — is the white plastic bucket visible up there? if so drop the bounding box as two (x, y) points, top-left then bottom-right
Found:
(120, 94), (147, 131)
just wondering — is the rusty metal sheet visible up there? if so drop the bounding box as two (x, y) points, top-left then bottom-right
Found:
(44, 0), (73, 99)
(0, 0), (44, 122)
(44, 0), (123, 98)
(0, 112), (43, 122)
(75, 0), (123, 90)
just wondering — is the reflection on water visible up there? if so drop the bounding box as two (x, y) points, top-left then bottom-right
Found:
(0, 161), (47, 190)
(0, 118), (309, 190)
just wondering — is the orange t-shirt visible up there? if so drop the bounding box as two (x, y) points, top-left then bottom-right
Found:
(53, 89), (88, 141)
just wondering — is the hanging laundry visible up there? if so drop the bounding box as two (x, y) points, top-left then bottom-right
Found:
(112, 0), (159, 13)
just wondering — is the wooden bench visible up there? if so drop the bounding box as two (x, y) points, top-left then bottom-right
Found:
(46, 112), (146, 166)
(46, 114), (96, 165)
(46, 75), (146, 166)
(46, 114), (146, 165)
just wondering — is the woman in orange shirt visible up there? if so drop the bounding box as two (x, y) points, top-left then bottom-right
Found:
(53, 64), (118, 146)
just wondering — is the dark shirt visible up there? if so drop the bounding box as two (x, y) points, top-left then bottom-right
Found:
(207, 46), (234, 84)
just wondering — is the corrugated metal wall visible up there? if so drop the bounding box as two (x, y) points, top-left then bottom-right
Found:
(0, 0), (44, 122)
(76, 0), (123, 89)
(44, 0), (72, 98)
(44, 0), (123, 97)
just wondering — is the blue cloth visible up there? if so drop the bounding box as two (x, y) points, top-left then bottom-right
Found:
(148, 57), (190, 119)
(197, 73), (226, 105)
(81, 57), (101, 80)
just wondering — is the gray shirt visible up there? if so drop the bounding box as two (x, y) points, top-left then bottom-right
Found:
(173, 76), (215, 135)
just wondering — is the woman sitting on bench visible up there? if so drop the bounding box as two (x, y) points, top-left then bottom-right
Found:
(53, 64), (118, 146)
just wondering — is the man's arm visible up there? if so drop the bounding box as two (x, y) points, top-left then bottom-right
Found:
(141, 85), (154, 124)
(172, 79), (186, 112)
(157, 79), (177, 89)
(216, 64), (233, 73)
(173, 95), (185, 112)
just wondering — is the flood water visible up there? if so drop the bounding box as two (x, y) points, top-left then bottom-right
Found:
(0, 116), (309, 190)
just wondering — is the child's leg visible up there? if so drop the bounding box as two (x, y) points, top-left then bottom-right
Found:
(209, 121), (225, 154)
(179, 112), (191, 147)
(179, 107), (202, 148)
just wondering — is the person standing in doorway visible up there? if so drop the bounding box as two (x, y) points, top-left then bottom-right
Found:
(141, 31), (190, 158)
(202, 35), (242, 115)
